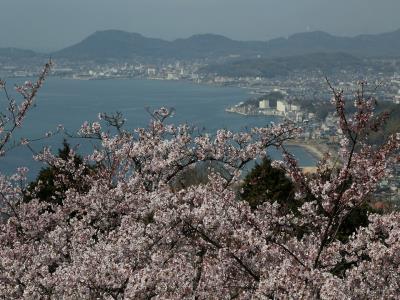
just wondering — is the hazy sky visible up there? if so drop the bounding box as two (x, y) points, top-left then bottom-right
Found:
(1, 0), (400, 52)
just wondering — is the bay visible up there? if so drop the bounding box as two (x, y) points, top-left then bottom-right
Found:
(0, 78), (317, 179)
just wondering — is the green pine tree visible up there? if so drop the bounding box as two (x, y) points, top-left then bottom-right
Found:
(25, 140), (92, 205)
(240, 157), (301, 212)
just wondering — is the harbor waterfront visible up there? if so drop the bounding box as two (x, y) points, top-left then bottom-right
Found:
(0, 78), (319, 178)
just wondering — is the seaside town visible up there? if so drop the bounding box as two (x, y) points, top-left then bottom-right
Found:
(1, 57), (400, 206)
(2, 56), (400, 102)
(227, 89), (400, 207)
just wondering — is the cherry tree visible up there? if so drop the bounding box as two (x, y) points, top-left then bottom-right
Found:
(0, 71), (399, 299)
(0, 61), (52, 155)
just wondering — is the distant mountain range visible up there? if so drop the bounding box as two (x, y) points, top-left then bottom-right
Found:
(52, 29), (400, 60)
(52, 30), (267, 60)
(1, 28), (400, 61)
(0, 47), (40, 59)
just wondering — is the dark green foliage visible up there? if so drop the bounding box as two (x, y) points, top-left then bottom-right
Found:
(300, 98), (334, 121)
(241, 157), (378, 244)
(368, 102), (400, 145)
(240, 157), (300, 212)
(201, 52), (366, 78)
(258, 92), (284, 102)
(25, 140), (92, 205)
(336, 203), (374, 242)
(171, 161), (230, 192)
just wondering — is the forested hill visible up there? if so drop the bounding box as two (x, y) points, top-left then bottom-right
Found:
(199, 52), (366, 78)
(52, 30), (265, 60)
(51, 28), (400, 61)
(0, 48), (39, 59)
(2, 28), (400, 62)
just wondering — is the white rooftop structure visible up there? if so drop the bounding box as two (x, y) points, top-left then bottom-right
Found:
(259, 99), (270, 109)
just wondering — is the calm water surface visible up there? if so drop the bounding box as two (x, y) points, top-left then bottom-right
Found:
(0, 78), (316, 179)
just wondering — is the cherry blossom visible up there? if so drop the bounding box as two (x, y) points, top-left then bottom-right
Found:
(0, 61), (52, 155)
(0, 75), (399, 299)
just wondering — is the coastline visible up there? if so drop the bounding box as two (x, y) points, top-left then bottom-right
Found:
(15, 76), (333, 165)
(283, 140), (335, 161)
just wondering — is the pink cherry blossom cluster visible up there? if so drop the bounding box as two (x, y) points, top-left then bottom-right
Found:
(0, 75), (399, 298)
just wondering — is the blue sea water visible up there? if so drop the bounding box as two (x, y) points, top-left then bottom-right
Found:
(0, 78), (316, 179)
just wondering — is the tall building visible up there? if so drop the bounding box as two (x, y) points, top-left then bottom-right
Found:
(277, 100), (288, 113)
(259, 99), (270, 109)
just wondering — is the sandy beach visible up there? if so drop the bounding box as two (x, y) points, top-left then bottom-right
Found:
(283, 140), (337, 162)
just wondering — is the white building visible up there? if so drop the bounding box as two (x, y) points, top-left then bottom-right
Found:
(167, 73), (179, 80)
(259, 99), (270, 109)
(290, 103), (301, 111)
(147, 68), (156, 76)
(277, 100), (288, 113)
